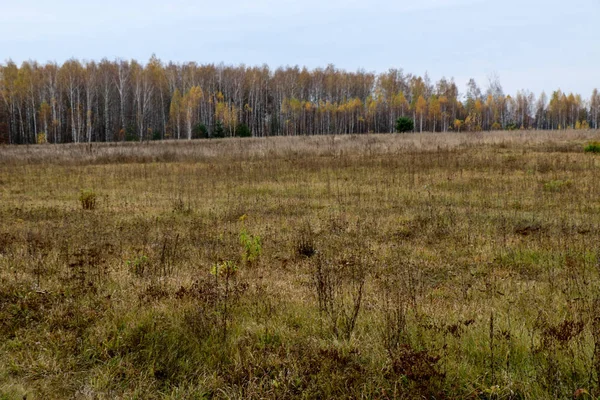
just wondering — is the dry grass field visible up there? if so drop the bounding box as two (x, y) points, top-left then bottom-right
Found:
(2, 130), (600, 399)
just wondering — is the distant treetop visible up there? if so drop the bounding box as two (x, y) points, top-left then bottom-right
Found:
(0, 59), (598, 144)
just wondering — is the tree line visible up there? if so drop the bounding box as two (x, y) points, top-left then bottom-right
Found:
(1, 56), (599, 144)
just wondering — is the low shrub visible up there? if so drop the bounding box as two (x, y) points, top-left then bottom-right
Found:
(584, 142), (600, 153)
(79, 189), (97, 210)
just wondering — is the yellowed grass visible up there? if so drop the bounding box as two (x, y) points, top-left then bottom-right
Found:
(1, 129), (598, 165)
(1, 130), (600, 399)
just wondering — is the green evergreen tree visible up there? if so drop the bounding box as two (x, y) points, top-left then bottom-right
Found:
(193, 123), (208, 139)
(235, 123), (251, 137)
(395, 117), (414, 133)
(212, 120), (225, 138)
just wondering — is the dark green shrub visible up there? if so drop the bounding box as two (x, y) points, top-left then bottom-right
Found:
(151, 130), (162, 141)
(212, 121), (225, 138)
(125, 125), (138, 142)
(584, 142), (600, 153)
(395, 117), (414, 133)
(193, 123), (208, 139)
(0, 122), (9, 144)
(235, 123), (251, 138)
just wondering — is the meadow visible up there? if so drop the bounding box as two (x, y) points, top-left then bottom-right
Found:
(1, 130), (600, 399)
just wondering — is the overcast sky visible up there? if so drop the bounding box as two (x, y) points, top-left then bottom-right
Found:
(1, 0), (598, 97)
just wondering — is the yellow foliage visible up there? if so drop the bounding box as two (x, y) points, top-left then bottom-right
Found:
(169, 89), (183, 121)
(428, 96), (440, 118)
(37, 132), (47, 144)
(215, 100), (238, 131)
(576, 120), (590, 130)
(416, 95), (427, 114)
(474, 99), (483, 113)
(453, 119), (463, 132)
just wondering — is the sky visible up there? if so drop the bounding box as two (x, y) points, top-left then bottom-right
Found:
(0, 0), (598, 97)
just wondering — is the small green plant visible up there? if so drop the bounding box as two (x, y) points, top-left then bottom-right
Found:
(584, 142), (600, 153)
(543, 179), (572, 192)
(79, 189), (97, 210)
(395, 117), (414, 133)
(211, 260), (238, 278)
(127, 254), (150, 276)
(239, 215), (262, 264)
(210, 260), (242, 340)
